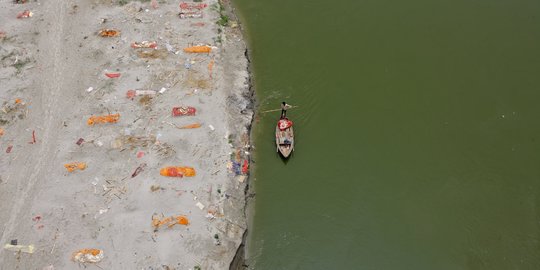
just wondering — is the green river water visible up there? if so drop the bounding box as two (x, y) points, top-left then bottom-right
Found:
(233, 0), (540, 269)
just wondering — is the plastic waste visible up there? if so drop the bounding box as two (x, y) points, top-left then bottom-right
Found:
(183, 45), (211, 53)
(97, 209), (108, 216)
(72, 249), (104, 263)
(231, 161), (241, 175)
(160, 166), (196, 177)
(87, 113), (120, 125)
(3, 243), (35, 253)
(64, 162), (87, 172)
(172, 106), (196, 116)
(196, 202), (205, 210)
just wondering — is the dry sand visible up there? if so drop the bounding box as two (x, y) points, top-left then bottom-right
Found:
(0, 0), (252, 269)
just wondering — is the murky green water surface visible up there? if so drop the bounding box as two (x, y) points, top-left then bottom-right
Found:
(233, 0), (540, 268)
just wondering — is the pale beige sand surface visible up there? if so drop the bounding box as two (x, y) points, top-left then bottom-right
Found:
(0, 0), (252, 269)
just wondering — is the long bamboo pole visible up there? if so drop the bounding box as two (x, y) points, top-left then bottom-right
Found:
(260, 106), (298, 114)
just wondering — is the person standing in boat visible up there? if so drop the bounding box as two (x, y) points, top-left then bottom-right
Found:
(281, 102), (291, 119)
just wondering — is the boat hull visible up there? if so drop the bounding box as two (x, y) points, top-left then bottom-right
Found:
(275, 124), (294, 158)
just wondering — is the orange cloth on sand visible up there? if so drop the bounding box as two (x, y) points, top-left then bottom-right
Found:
(183, 45), (211, 53)
(160, 166), (196, 177)
(64, 162), (87, 172)
(87, 113), (120, 125)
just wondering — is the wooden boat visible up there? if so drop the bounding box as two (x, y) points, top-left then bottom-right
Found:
(275, 118), (294, 158)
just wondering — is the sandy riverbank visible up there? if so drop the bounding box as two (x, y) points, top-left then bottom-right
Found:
(0, 0), (252, 269)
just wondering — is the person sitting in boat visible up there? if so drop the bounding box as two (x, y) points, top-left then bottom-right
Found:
(280, 101), (291, 119)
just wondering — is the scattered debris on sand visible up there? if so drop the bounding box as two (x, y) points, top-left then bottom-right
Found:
(0, 0), (252, 268)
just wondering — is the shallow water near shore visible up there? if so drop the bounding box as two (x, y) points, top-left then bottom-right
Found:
(234, 0), (540, 268)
